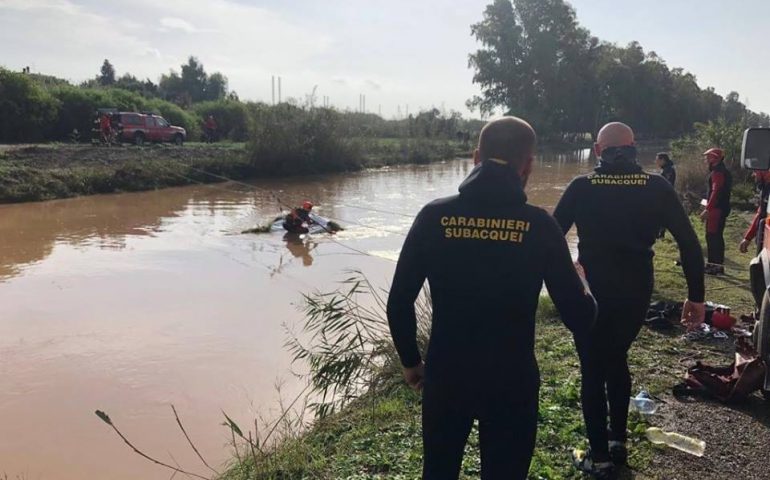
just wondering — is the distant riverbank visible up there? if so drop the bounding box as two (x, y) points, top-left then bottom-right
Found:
(0, 139), (467, 204)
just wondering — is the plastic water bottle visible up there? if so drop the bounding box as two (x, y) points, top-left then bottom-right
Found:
(646, 427), (706, 457)
(629, 390), (657, 414)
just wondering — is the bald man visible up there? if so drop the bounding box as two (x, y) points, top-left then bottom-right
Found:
(554, 122), (705, 479)
(388, 116), (596, 479)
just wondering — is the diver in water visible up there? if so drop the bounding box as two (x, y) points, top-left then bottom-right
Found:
(554, 122), (705, 479)
(283, 201), (314, 234)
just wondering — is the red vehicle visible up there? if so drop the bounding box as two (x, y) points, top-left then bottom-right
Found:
(741, 128), (770, 397)
(117, 112), (187, 146)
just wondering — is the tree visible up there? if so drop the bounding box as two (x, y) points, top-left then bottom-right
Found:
(99, 59), (115, 86)
(468, 0), (767, 139)
(468, 0), (598, 136)
(159, 56), (228, 105)
(205, 72), (228, 101)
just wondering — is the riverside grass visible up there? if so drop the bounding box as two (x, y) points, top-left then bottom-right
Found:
(0, 138), (464, 204)
(220, 214), (757, 480)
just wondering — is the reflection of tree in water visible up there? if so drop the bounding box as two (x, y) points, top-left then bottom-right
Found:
(0, 187), (237, 281)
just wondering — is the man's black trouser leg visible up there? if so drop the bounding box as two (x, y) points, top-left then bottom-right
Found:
(422, 384), (538, 480)
(706, 209), (728, 264)
(576, 298), (646, 460)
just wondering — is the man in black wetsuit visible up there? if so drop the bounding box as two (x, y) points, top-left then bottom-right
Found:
(387, 117), (597, 480)
(553, 122), (706, 479)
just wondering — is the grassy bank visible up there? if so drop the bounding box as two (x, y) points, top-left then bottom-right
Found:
(220, 213), (768, 480)
(0, 138), (466, 204)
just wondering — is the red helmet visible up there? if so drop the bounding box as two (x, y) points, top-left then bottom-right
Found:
(302, 201), (313, 210)
(702, 148), (724, 162)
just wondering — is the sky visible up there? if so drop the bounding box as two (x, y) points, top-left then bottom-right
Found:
(1, 0), (768, 119)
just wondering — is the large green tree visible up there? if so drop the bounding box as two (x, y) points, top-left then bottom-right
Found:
(469, 0), (767, 139)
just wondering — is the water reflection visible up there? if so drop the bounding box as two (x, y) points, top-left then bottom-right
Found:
(283, 235), (316, 267)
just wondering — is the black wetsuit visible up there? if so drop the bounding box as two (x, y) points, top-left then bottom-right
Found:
(387, 160), (596, 479)
(705, 161), (733, 265)
(657, 163), (676, 238)
(283, 208), (311, 234)
(553, 160), (704, 461)
(661, 164), (676, 187)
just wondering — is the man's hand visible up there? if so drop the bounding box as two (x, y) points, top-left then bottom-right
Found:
(739, 238), (751, 254)
(574, 261), (591, 293)
(403, 361), (425, 392)
(681, 299), (705, 331)
(699, 209), (709, 220)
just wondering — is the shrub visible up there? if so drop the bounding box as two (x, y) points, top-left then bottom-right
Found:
(671, 119), (754, 210)
(0, 69), (60, 142)
(192, 100), (249, 141)
(287, 272), (431, 418)
(248, 104), (362, 175)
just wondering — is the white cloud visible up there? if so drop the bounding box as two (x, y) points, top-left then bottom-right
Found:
(159, 17), (199, 34)
(0, 0), (481, 116)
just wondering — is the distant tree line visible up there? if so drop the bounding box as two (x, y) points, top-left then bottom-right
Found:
(0, 57), (478, 145)
(469, 0), (769, 139)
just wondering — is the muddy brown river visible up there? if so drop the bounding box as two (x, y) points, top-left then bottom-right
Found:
(0, 146), (662, 479)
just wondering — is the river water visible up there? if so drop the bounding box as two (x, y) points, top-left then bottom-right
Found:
(0, 146), (661, 479)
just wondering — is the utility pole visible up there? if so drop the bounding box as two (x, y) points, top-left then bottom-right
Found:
(271, 76), (275, 105)
(278, 76), (282, 103)
(363, 94), (366, 114)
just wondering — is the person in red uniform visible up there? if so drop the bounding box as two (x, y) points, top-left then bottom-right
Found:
(204, 115), (218, 143)
(740, 170), (770, 254)
(701, 148), (732, 275)
(99, 113), (112, 144)
(283, 201), (314, 234)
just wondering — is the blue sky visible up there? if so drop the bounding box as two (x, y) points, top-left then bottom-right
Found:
(0, 0), (767, 119)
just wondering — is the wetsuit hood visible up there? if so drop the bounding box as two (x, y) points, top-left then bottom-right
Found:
(595, 159), (643, 175)
(458, 160), (528, 206)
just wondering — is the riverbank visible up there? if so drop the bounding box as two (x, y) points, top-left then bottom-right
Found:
(0, 140), (468, 204)
(220, 213), (769, 479)
(0, 139), (470, 203)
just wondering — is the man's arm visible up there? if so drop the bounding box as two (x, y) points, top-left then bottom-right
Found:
(741, 207), (761, 253)
(660, 184), (706, 327)
(542, 216), (596, 336)
(553, 180), (579, 234)
(387, 210), (429, 372)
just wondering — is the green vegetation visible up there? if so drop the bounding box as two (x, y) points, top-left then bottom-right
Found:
(670, 119), (755, 211)
(469, 0), (768, 140)
(218, 214), (756, 479)
(0, 135), (464, 203)
(0, 144), (251, 203)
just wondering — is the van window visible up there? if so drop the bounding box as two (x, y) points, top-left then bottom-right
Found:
(146, 117), (157, 127)
(156, 117), (169, 128)
(122, 115), (141, 126)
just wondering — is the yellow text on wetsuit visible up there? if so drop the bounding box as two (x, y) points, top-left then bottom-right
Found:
(440, 216), (530, 243)
(589, 173), (649, 186)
